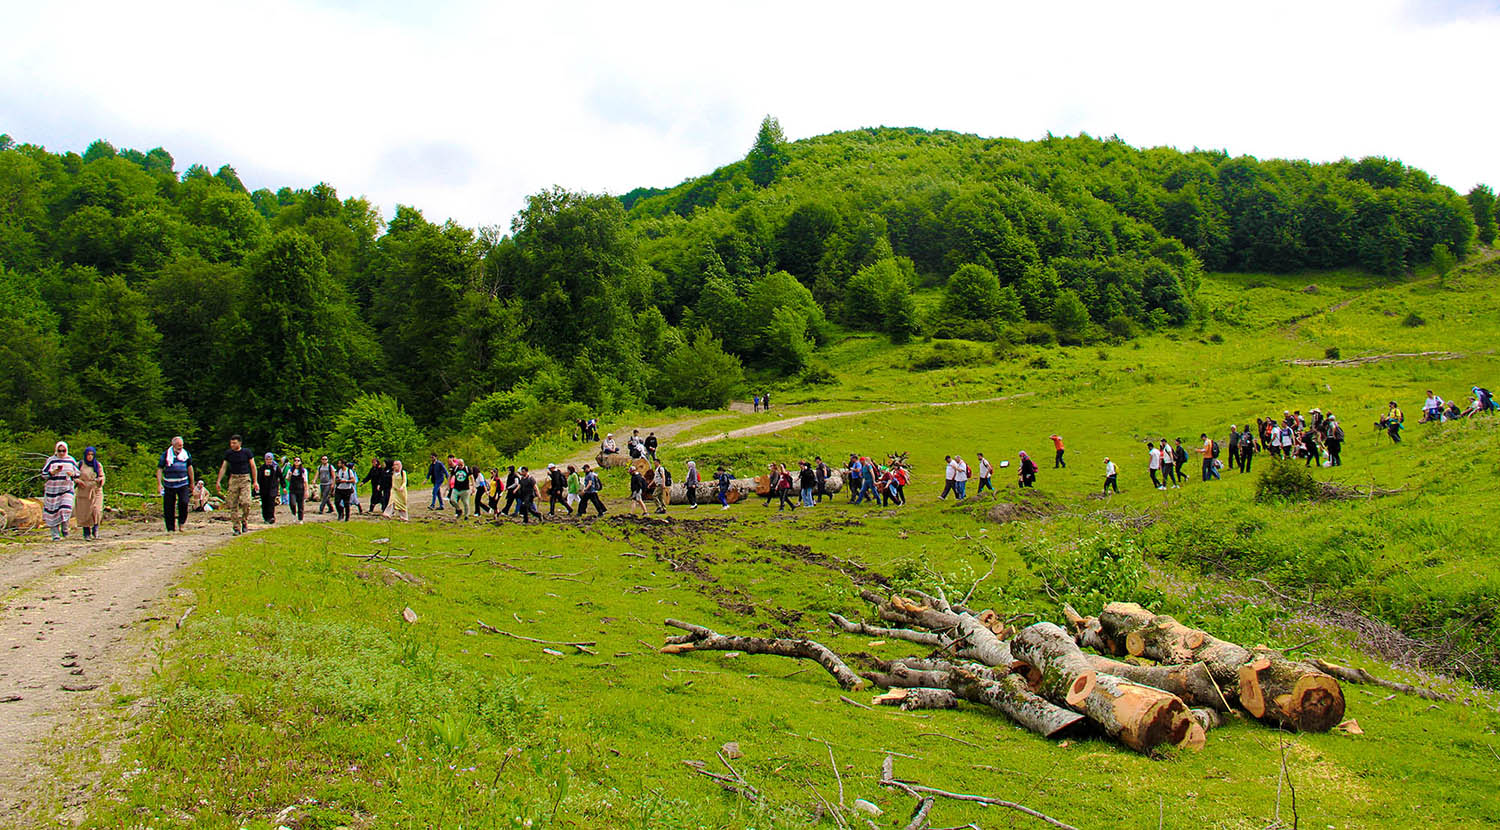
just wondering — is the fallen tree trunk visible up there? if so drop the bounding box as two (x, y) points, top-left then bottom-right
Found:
(1010, 622), (1097, 707)
(1238, 649), (1345, 732)
(864, 658), (1086, 740)
(1076, 673), (1200, 754)
(1084, 655), (1232, 712)
(660, 619), (865, 690)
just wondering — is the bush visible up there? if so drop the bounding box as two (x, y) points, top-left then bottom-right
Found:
(326, 394), (426, 464)
(908, 340), (988, 371)
(1254, 460), (1318, 503)
(1324, 346), (1341, 360)
(930, 316), (996, 342)
(1019, 530), (1164, 613)
(658, 327), (745, 408)
(800, 361), (837, 385)
(1402, 312), (1426, 327)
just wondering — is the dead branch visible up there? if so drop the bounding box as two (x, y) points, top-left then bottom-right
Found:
(829, 613), (946, 646)
(1309, 658), (1453, 702)
(662, 619), (865, 690)
(880, 755), (1079, 830)
(475, 620), (596, 652)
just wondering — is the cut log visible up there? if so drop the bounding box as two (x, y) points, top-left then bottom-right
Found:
(1076, 674), (1198, 754)
(1093, 603), (1251, 692)
(594, 451), (630, 469)
(1237, 649), (1345, 732)
(661, 619), (865, 690)
(1084, 655), (1231, 712)
(872, 687), (959, 711)
(1062, 603), (1111, 654)
(1010, 622), (1098, 707)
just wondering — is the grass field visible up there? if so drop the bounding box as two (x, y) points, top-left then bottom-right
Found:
(31, 256), (1500, 829)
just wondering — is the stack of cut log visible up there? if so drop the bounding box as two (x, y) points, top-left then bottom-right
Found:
(662, 593), (1348, 756)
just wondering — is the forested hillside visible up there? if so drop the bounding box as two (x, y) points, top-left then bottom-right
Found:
(0, 124), (1492, 457)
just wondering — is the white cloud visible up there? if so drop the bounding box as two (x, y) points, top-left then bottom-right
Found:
(2, 0), (1496, 229)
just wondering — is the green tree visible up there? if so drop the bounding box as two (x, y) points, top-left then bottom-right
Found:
(1430, 242), (1456, 282)
(691, 275), (748, 346)
(1467, 185), (1497, 246)
(656, 327), (744, 409)
(221, 230), (378, 447)
(747, 116), (789, 188)
(326, 394), (425, 462)
(66, 272), (182, 443)
(844, 258), (898, 327)
(764, 305), (813, 373)
(940, 263), (1002, 320)
(145, 257), (244, 443)
(0, 266), (77, 433)
(882, 273), (921, 344)
(1051, 288), (1091, 345)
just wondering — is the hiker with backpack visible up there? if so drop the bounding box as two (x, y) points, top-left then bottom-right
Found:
(514, 467), (543, 523)
(579, 464), (607, 516)
(714, 465), (733, 509)
(651, 460), (671, 514)
(547, 464), (570, 515)
(952, 455), (970, 500)
(1227, 425), (1242, 472)
(974, 452), (994, 496)
(1325, 417), (1345, 466)
(1198, 433), (1221, 481)
(1147, 441), (1163, 490)
(1380, 401), (1404, 443)
(1238, 427), (1256, 473)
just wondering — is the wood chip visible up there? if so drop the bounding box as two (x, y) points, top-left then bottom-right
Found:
(401, 607), (418, 624)
(1335, 719), (1364, 735)
(720, 741), (742, 759)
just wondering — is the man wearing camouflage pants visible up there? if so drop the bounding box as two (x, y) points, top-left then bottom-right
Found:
(215, 434), (258, 536)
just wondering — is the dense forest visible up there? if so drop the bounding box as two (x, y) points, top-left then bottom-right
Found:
(0, 123), (1492, 460)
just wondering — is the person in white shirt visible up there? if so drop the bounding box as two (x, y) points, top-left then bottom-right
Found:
(1148, 442), (1163, 490)
(974, 452), (994, 496)
(1103, 457), (1119, 494)
(952, 455), (969, 500)
(939, 455), (958, 500)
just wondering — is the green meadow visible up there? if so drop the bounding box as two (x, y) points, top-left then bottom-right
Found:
(40, 260), (1500, 829)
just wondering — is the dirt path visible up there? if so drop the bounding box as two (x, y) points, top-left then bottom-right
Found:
(675, 394), (1029, 449)
(0, 510), (335, 823)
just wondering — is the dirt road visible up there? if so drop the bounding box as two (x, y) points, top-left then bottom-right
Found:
(0, 510), (333, 823)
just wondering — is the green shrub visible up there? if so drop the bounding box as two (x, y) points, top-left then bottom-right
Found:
(1254, 460), (1319, 503)
(1019, 530), (1164, 613)
(326, 394), (426, 464)
(800, 361), (837, 385)
(1325, 346), (1341, 359)
(908, 340), (988, 371)
(1402, 312), (1426, 327)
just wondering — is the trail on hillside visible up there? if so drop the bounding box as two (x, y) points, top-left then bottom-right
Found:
(675, 394), (1030, 450)
(0, 509), (335, 823)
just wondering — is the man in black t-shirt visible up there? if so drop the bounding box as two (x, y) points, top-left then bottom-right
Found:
(215, 435), (257, 536)
(514, 467), (542, 523)
(547, 464), (570, 515)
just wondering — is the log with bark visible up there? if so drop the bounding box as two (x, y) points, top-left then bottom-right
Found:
(1073, 673), (1201, 753)
(872, 687), (958, 711)
(1089, 602), (1252, 693)
(1083, 654), (1232, 712)
(1009, 622), (1097, 707)
(1237, 648), (1345, 732)
(863, 658), (1087, 740)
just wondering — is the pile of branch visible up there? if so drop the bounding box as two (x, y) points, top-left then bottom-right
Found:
(1285, 350), (1463, 367)
(1315, 481), (1406, 501)
(659, 594), (1429, 760)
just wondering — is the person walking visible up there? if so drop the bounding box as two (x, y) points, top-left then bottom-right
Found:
(685, 460), (700, 509)
(715, 466), (733, 509)
(776, 464), (798, 511)
(285, 457), (308, 522)
(1302, 428), (1321, 467)
(41, 441), (80, 541)
(1159, 439), (1176, 487)
(547, 464), (570, 515)
(848, 456), (865, 505)
(157, 437), (195, 532)
(450, 461), (471, 519)
(471, 465), (489, 515)
(386, 460), (409, 521)
(579, 465), (607, 517)
(814, 457), (829, 503)
(500, 465), (519, 516)
(566, 465), (581, 514)
(1238, 429), (1256, 473)
(1148, 441), (1163, 490)
(1049, 434), (1066, 468)
(1227, 425), (1242, 472)
(975, 453), (994, 496)
(629, 465), (649, 515)
(799, 461), (816, 507)
(645, 432), (658, 462)
(425, 454), (445, 510)
(1384, 401), (1404, 443)
(215, 435), (257, 536)
(333, 460), (356, 521)
(1198, 433), (1220, 481)
(1325, 417), (1344, 466)
(75, 446), (105, 540)
(316, 455), (335, 514)
(514, 467), (543, 523)
(258, 452), (281, 524)
(651, 460), (670, 514)
(366, 457), (388, 514)
(1173, 439), (1190, 487)
(860, 457), (878, 504)
(1103, 457), (1119, 494)
(939, 456), (957, 500)
(953, 455), (970, 500)
(1018, 451), (1037, 488)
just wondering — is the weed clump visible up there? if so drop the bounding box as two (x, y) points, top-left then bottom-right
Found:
(1324, 346), (1341, 360)
(907, 340), (988, 371)
(1254, 461), (1319, 503)
(1402, 312), (1427, 327)
(1020, 530), (1163, 612)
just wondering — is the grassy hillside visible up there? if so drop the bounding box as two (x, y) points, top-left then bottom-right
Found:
(27, 256), (1500, 828)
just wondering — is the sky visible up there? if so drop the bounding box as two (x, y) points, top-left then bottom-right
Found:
(2, 0), (1496, 229)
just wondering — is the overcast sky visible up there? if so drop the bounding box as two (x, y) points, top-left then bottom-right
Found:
(3, 0), (1496, 229)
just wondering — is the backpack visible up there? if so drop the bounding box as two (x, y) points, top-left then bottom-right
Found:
(964, 463), (972, 478)
(1211, 440), (1220, 458)
(663, 469), (673, 487)
(1330, 424), (1344, 441)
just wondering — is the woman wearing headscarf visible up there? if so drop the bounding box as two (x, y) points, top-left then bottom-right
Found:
(75, 446), (105, 540)
(1018, 451), (1038, 488)
(386, 459), (409, 521)
(257, 452), (281, 524)
(41, 441), (81, 541)
(285, 457), (309, 522)
(333, 460), (356, 521)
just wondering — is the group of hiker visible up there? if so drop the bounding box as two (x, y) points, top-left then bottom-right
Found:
(1415, 387), (1496, 426)
(425, 455), (609, 524)
(751, 392), (773, 412)
(599, 429), (658, 462)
